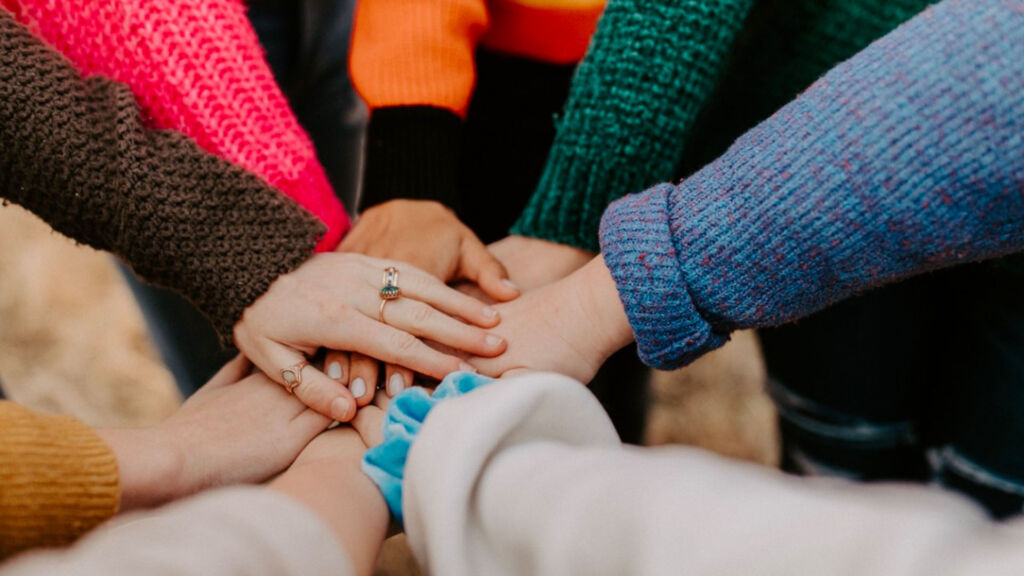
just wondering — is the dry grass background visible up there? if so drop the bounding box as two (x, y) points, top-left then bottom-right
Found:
(0, 202), (778, 573)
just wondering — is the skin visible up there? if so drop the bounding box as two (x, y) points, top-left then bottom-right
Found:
(97, 356), (332, 511)
(233, 252), (506, 421)
(468, 256), (635, 384)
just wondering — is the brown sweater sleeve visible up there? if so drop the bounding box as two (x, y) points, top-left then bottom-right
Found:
(0, 10), (325, 343)
(0, 402), (120, 559)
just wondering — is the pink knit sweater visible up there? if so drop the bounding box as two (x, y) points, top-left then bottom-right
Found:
(3, 0), (349, 251)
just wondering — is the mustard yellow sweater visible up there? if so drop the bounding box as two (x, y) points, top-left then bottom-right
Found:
(0, 402), (119, 559)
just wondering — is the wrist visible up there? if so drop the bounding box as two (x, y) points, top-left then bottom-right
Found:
(572, 256), (634, 363)
(97, 427), (186, 511)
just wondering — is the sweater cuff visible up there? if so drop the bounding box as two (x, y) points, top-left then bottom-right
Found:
(359, 107), (464, 213)
(0, 402), (119, 558)
(362, 372), (493, 527)
(599, 183), (728, 369)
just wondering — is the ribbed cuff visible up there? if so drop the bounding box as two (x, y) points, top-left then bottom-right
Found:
(359, 107), (464, 213)
(0, 403), (120, 558)
(599, 183), (728, 369)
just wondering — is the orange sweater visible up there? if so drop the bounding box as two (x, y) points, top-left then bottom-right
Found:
(0, 402), (119, 559)
(350, 0), (606, 117)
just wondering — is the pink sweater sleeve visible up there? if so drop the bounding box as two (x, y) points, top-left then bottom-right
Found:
(3, 0), (349, 250)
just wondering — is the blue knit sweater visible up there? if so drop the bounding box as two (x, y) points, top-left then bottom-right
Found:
(599, 0), (1024, 370)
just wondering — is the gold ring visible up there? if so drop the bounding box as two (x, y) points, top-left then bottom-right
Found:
(379, 298), (389, 323)
(280, 360), (309, 394)
(380, 266), (401, 300)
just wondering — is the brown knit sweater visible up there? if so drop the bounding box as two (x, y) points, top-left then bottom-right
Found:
(0, 402), (120, 559)
(0, 9), (326, 342)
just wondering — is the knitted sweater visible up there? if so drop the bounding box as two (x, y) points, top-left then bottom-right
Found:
(1, 0), (349, 250)
(599, 0), (1024, 369)
(0, 402), (119, 559)
(350, 0), (605, 211)
(0, 10), (324, 342)
(513, 0), (934, 252)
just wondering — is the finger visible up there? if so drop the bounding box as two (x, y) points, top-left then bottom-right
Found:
(343, 315), (473, 381)
(348, 352), (378, 407)
(205, 354), (252, 389)
(459, 239), (519, 302)
(383, 364), (413, 397)
(398, 266), (501, 328)
(260, 340), (356, 422)
(350, 403), (386, 447)
(382, 297), (506, 358)
(324, 350), (350, 385)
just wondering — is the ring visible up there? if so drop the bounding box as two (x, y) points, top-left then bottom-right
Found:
(380, 266), (401, 300)
(378, 298), (390, 323)
(280, 360), (309, 394)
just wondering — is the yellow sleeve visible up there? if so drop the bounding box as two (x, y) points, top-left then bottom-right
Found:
(0, 402), (120, 559)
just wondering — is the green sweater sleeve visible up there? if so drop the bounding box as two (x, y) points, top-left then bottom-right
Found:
(511, 0), (754, 252)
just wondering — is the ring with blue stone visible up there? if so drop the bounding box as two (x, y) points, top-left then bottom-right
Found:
(379, 266), (401, 323)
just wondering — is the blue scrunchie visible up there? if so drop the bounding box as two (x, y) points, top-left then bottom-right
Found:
(361, 371), (494, 526)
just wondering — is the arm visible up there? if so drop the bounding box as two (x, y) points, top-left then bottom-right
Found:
(3, 0), (348, 249)
(511, 0), (756, 252)
(599, 0), (1024, 368)
(0, 9), (323, 341)
(403, 374), (1024, 576)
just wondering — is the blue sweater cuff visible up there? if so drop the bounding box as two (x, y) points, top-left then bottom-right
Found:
(600, 183), (729, 369)
(361, 371), (494, 526)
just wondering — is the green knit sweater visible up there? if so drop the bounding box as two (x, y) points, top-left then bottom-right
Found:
(511, 0), (935, 252)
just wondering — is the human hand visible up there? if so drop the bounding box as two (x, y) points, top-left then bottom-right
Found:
(488, 235), (595, 292)
(271, 401), (390, 576)
(468, 256), (635, 383)
(99, 355), (332, 511)
(233, 252), (506, 421)
(339, 200), (519, 300)
(334, 200), (519, 400)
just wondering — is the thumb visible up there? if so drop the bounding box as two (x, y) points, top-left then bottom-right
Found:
(459, 238), (519, 302)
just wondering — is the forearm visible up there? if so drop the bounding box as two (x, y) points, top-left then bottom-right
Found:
(0, 11), (324, 342)
(600, 0), (1024, 368)
(512, 0), (755, 251)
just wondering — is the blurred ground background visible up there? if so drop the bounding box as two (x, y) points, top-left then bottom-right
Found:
(0, 203), (778, 573)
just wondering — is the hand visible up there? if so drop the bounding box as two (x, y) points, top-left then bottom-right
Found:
(99, 356), (332, 511)
(270, 400), (390, 576)
(335, 200), (519, 400)
(488, 235), (595, 292)
(233, 252), (506, 421)
(468, 256), (635, 383)
(340, 200), (520, 300)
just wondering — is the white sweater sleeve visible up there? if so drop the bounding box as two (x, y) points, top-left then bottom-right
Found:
(0, 487), (354, 576)
(403, 372), (1024, 576)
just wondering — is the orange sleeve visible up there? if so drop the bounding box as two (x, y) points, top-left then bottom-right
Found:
(350, 0), (490, 117)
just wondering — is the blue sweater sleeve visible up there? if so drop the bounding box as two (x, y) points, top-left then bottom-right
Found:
(599, 0), (1024, 370)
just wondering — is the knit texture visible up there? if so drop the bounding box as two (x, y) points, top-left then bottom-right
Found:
(599, 0), (1024, 369)
(0, 402), (119, 559)
(0, 10), (325, 344)
(2, 0), (349, 250)
(513, 0), (935, 252)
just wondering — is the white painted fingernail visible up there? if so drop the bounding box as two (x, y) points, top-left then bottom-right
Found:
(387, 373), (405, 396)
(459, 362), (478, 374)
(486, 334), (503, 347)
(484, 307), (499, 318)
(330, 397), (351, 422)
(327, 361), (343, 380)
(350, 377), (367, 398)
(502, 279), (519, 290)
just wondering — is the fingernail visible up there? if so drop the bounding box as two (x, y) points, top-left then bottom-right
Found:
(327, 361), (343, 380)
(486, 334), (504, 348)
(350, 377), (367, 398)
(387, 373), (405, 396)
(483, 307), (499, 319)
(502, 279), (519, 291)
(459, 362), (478, 374)
(330, 397), (352, 421)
